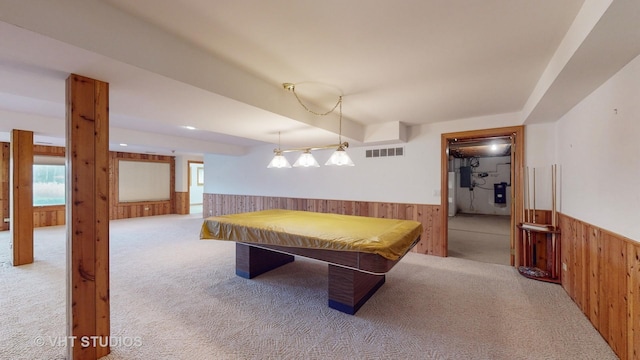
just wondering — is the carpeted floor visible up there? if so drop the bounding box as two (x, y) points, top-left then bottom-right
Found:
(0, 214), (617, 359)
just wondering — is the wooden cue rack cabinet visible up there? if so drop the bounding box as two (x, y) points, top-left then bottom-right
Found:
(518, 224), (561, 283)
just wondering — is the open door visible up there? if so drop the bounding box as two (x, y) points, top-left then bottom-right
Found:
(441, 126), (524, 266)
(188, 161), (204, 214)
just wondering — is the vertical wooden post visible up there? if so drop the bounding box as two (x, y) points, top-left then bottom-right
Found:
(10, 129), (34, 265)
(66, 74), (110, 359)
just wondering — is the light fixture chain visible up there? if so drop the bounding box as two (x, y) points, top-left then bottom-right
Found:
(274, 82), (353, 167)
(291, 88), (341, 116)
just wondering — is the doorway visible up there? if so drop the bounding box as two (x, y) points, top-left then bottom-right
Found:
(440, 126), (524, 266)
(188, 161), (204, 214)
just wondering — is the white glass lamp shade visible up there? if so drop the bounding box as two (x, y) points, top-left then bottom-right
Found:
(267, 152), (291, 168)
(325, 146), (354, 166)
(293, 151), (320, 167)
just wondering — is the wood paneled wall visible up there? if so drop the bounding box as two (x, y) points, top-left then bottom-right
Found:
(0, 143), (8, 231)
(0, 143), (179, 228)
(109, 152), (175, 220)
(174, 191), (189, 215)
(33, 144), (65, 157)
(203, 193), (444, 256)
(559, 213), (639, 360)
(34, 205), (65, 227)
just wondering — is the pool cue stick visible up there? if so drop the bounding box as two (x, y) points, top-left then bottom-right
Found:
(532, 167), (536, 223)
(529, 167), (534, 266)
(551, 164), (557, 278)
(524, 167), (530, 266)
(552, 164), (557, 227)
(524, 167), (528, 223)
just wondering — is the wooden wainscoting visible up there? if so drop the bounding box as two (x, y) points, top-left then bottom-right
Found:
(109, 152), (175, 220)
(203, 193), (444, 257)
(111, 201), (173, 219)
(174, 192), (190, 215)
(0, 142), (8, 231)
(559, 213), (639, 360)
(34, 205), (65, 228)
(0, 144), (181, 228)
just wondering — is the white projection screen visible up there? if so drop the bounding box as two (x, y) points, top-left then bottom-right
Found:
(118, 160), (170, 202)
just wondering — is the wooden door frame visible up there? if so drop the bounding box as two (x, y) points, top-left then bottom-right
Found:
(187, 160), (204, 214)
(440, 125), (524, 266)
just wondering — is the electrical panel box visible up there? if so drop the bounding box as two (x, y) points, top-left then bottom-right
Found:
(494, 182), (507, 204)
(459, 166), (471, 188)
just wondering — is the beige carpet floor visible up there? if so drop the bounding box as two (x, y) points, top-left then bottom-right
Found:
(0, 214), (617, 360)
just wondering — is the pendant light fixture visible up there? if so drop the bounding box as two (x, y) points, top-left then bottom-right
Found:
(325, 144), (354, 166)
(269, 83), (354, 168)
(267, 132), (291, 168)
(293, 150), (320, 167)
(324, 97), (354, 166)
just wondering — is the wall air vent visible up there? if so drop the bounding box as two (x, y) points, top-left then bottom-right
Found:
(365, 147), (404, 158)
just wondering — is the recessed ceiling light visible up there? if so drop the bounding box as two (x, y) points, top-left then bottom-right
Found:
(184, 126), (196, 130)
(120, 143), (128, 147)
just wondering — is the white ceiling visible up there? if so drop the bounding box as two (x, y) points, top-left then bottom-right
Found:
(0, 0), (638, 156)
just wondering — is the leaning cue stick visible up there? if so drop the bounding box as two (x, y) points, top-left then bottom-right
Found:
(524, 167), (530, 266)
(524, 167), (527, 223)
(532, 167), (536, 223)
(525, 167), (530, 223)
(551, 164), (557, 279)
(552, 164), (557, 227)
(531, 167), (537, 268)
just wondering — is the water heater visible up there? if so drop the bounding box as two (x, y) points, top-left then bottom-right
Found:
(448, 171), (457, 216)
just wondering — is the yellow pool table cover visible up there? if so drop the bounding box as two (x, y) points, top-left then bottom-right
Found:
(200, 209), (423, 261)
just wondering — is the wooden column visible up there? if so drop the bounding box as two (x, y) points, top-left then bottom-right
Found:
(10, 130), (34, 265)
(66, 74), (110, 359)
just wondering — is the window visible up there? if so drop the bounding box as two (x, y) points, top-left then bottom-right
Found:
(33, 160), (65, 206)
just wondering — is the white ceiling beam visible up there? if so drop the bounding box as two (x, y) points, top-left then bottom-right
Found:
(0, 0), (365, 142)
(523, 0), (640, 123)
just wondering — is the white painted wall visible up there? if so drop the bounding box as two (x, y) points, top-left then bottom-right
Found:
(556, 53), (640, 242)
(204, 112), (521, 205)
(525, 123), (557, 211)
(526, 123), (557, 167)
(204, 138), (432, 204)
(175, 155), (203, 192)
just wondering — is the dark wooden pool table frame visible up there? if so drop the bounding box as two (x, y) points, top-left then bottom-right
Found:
(235, 236), (420, 315)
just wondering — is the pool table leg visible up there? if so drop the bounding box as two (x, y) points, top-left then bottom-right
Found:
(328, 264), (385, 315)
(235, 243), (294, 279)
